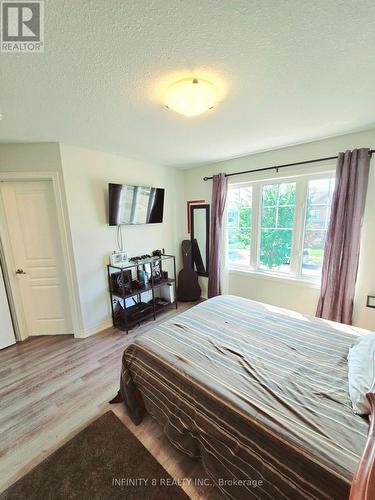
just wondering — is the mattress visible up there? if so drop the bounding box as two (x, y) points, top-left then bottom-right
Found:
(120, 295), (369, 499)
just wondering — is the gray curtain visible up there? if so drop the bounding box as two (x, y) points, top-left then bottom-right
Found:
(316, 148), (371, 324)
(208, 173), (228, 298)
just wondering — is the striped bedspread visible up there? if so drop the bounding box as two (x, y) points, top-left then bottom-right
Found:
(120, 295), (369, 499)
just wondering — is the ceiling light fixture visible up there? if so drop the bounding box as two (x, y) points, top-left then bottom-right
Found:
(164, 78), (218, 117)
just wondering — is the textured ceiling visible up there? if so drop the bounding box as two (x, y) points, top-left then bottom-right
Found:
(1, 0), (375, 167)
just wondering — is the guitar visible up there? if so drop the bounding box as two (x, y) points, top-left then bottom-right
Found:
(177, 240), (201, 301)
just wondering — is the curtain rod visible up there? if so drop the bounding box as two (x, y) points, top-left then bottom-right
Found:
(203, 149), (375, 181)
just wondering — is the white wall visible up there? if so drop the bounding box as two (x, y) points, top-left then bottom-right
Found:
(0, 143), (63, 172)
(59, 144), (184, 336)
(2, 132), (374, 334)
(0, 142), (185, 338)
(183, 128), (375, 330)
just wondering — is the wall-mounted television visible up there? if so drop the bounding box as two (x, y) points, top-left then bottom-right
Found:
(108, 183), (165, 226)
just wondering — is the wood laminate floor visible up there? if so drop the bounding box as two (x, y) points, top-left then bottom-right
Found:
(0, 303), (220, 499)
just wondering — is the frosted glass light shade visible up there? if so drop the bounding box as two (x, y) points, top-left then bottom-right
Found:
(164, 78), (218, 117)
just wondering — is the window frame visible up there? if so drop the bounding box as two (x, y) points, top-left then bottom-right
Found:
(227, 170), (335, 283)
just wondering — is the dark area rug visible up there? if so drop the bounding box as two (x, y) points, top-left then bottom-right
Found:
(1, 411), (189, 500)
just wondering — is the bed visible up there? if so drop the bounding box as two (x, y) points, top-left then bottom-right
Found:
(119, 295), (371, 499)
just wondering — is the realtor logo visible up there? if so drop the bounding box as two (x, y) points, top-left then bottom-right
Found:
(1, 0), (44, 52)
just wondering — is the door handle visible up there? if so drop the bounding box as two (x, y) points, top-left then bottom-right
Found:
(16, 269), (26, 275)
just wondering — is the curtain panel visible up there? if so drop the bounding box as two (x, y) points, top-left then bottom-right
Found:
(208, 173), (228, 298)
(316, 148), (371, 324)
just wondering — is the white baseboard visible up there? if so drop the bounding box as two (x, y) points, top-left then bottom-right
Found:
(74, 317), (113, 339)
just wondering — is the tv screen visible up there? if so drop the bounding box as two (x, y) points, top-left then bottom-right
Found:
(108, 183), (165, 226)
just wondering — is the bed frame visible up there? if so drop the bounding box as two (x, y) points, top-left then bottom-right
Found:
(350, 393), (375, 500)
(112, 388), (375, 499)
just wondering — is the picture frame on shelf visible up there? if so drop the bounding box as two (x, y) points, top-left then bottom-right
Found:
(111, 269), (132, 295)
(143, 263), (152, 281)
(152, 260), (162, 282)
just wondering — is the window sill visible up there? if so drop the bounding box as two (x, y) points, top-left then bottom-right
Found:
(229, 267), (321, 289)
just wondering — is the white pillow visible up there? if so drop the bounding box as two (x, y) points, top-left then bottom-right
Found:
(347, 333), (375, 415)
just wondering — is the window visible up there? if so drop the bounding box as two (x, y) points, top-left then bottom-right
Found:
(302, 178), (335, 276)
(227, 173), (335, 280)
(260, 182), (296, 273)
(227, 186), (252, 267)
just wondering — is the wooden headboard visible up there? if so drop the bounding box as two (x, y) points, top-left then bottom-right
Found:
(350, 393), (375, 500)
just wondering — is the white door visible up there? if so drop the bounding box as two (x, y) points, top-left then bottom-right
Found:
(0, 265), (15, 349)
(0, 181), (72, 336)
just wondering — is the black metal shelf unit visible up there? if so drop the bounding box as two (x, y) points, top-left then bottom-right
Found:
(107, 254), (177, 333)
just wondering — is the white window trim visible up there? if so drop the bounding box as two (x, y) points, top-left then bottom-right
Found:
(229, 267), (322, 289)
(227, 170), (335, 285)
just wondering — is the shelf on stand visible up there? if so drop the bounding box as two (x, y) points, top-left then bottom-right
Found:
(107, 254), (177, 333)
(110, 278), (175, 301)
(113, 300), (176, 331)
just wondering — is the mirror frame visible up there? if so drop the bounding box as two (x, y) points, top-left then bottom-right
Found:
(190, 203), (210, 277)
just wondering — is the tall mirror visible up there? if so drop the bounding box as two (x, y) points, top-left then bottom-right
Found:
(190, 204), (210, 277)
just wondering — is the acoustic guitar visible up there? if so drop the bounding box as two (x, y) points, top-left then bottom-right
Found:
(177, 240), (201, 301)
